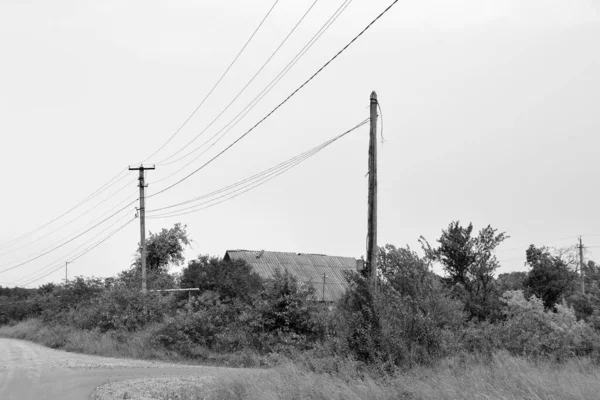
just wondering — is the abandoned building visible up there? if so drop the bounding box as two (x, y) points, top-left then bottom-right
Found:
(224, 249), (364, 302)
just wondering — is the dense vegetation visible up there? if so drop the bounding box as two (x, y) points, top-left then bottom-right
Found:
(3, 221), (600, 397)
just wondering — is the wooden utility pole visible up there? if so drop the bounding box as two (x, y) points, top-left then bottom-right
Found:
(129, 164), (155, 292)
(322, 273), (327, 302)
(579, 236), (585, 294)
(367, 91), (378, 291)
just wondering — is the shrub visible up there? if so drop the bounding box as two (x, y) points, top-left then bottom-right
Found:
(494, 290), (600, 358)
(335, 270), (464, 368)
(67, 287), (175, 332)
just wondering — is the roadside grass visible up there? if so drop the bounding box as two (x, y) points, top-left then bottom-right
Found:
(166, 353), (600, 400)
(0, 318), (274, 367)
(0, 318), (169, 360)
(6, 319), (600, 400)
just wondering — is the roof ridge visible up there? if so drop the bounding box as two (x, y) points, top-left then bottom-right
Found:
(226, 249), (357, 259)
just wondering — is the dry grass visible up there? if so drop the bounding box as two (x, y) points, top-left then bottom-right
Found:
(5, 320), (600, 399)
(401, 352), (600, 400)
(0, 318), (169, 360)
(168, 353), (600, 400)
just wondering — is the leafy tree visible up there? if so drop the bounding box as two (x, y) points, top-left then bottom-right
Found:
(39, 277), (105, 323)
(496, 271), (527, 293)
(420, 221), (507, 320)
(38, 282), (56, 295)
(121, 223), (189, 290)
(378, 244), (432, 297)
(524, 245), (577, 309)
(496, 290), (598, 358)
(180, 255), (263, 301)
(256, 269), (319, 340)
(134, 223), (190, 273)
(117, 267), (178, 291)
(336, 245), (464, 367)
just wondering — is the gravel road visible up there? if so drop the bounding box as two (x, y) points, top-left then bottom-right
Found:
(0, 338), (249, 400)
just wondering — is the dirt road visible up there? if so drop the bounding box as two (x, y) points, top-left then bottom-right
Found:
(0, 338), (243, 400)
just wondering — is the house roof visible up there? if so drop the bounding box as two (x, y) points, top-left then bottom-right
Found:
(224, 250), (360, 302)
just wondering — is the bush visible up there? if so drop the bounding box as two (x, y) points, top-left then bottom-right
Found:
(335, 271), (464, 369)
(494, 291), (600, 359)
(66, 287), (176, 332)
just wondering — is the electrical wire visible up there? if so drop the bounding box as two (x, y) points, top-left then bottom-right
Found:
(148, 118), (367, 212)
(20, 218), (136, 288)
(0, 179), (136, 258)
(148, 118), (367, 214)
(0, 192), (137, 275)
(150, 0), (355, 185)
(148, 119), (369, 219)
(136, 0), (281, 164)
(148, 0), (399, 199)
(10, 212), (134, 286)
(0, 199), (137, 274)
(154, 0), (321, 166)
(495, 235), (580, 253)
(0, 169), (129, 251)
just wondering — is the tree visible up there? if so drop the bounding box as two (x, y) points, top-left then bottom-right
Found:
(336, 245), (464, 366)
(122, 223), (190, 290)
(180, 255), (263, 301)
(379, 244), (446, 301)
(135, 223), (190, 273)
(421, 221), (507, 320)
(496, 271), (527, 293)
(256, 269), (318, 339)
(524, 245), (577, 309)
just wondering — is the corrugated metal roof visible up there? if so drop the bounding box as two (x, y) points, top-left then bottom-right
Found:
(224, 250), (360, 302)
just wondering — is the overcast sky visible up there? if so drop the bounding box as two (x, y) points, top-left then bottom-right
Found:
(1, 0), (599, 287)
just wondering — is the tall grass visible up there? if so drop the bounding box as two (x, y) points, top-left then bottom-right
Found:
(0, 318), (168, 360)
(402, 352), (600, 400)
(167, 353), (600, 400)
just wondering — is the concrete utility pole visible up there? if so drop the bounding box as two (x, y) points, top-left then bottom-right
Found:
(129, 164), (155, 292)
(65, 261), (73, 283)
(579, 236), (585, 294)
(366, 91), (378, 291)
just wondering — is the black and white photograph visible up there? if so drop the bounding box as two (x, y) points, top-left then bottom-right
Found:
(1, 1), (599, 399)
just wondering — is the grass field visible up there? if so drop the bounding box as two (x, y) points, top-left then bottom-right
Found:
(164, 354), (600, 400)
(4, 319), (600, 400)
(0, 318), (166, 359)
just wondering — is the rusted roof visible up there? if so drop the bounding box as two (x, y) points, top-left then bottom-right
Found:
(224, 250), (361, 302)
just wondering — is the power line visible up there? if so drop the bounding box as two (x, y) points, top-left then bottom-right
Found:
(0, 200), (137, 274)
(148, 0), (399, 199)
(0, 169), (129, 251)
(149, 118), (367, 213)
(20, 218), (135, 288)
(154, 0), (321, 166)
(150, 0), (355, 185)
(495, 235), (580, 253)
(9, 212), (134, 287)
(0, 192), (137, 276)
(138, 0), (281, 164)
(148, 119), (369, 219)
(0, 179), (136, 258)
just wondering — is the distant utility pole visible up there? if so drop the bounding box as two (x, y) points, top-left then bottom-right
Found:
(366, 91), (379, 292)
(129, 164), (155, 292)
(579, 236), (585, 294)
(322, 273), (327, 302)
(65, 261), (73, 283)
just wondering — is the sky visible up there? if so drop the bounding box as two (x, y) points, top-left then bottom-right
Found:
(0, 0), (599, 287)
